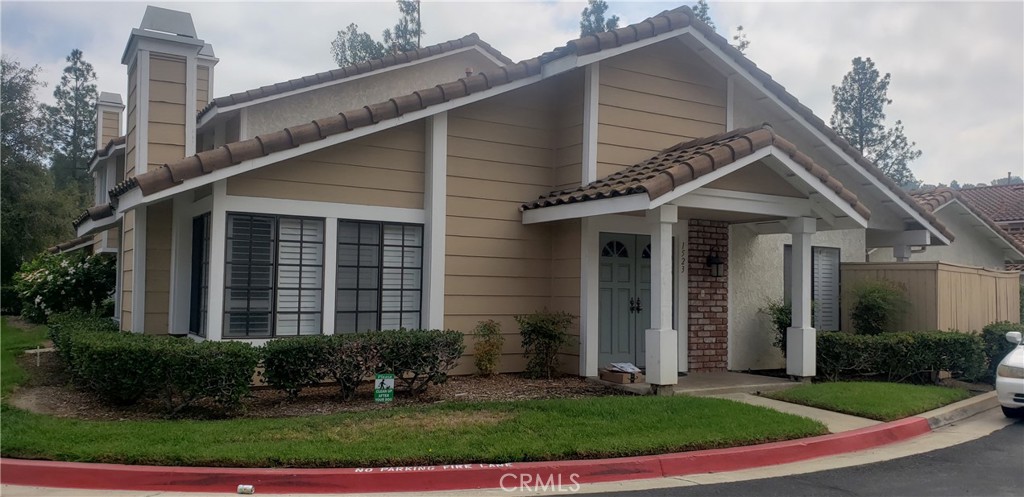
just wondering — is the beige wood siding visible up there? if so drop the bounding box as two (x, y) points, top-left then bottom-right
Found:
(197, 65), (210, 108)
(840, 261), (1021, 333)
(148, 53), (186, 170)
(597, 42), (726, 178)
(227, 121), (425, 207)
(126, 64), (137, 178)
(145, 201), (173, 334)
(120, 209), (135, 329)
(444, 75), (583, 374)
(101, 110), (119, 145)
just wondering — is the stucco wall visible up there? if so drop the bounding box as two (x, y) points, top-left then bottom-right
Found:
(728, 227), (866, 371)
(868, 204), (1008, 270)
(246, 49), (502, 137)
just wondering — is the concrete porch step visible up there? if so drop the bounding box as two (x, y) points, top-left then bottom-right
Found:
(587, 371), (800, 397)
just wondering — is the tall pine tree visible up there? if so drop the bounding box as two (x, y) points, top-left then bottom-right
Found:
(41, 49), (97, 199)
(331, 0), (423, 66)
(830, 57), (921, 188)
(580, 0), (620, 36)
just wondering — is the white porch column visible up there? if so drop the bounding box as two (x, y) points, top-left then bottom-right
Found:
(786, 216), (816, 377)
(423, 112), (447, 329)
(646, 205), (678, 387)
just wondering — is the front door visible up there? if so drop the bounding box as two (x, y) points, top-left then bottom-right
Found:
(598, 233), (651, 368)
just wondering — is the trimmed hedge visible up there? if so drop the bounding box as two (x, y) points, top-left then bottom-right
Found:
(49, 312), (259, 415)
(981, 321), (1024, 383)
(260, 329), (464, 399)
(817, 331), (985, 383)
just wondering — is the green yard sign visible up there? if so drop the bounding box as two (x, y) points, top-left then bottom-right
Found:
(374, 373), (395, 403)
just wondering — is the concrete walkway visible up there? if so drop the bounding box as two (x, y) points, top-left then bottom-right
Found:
(594, 371), (799, 396)
(711, 392), (880, 433)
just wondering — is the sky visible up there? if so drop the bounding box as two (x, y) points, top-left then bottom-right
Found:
(2, 0), (1022, 185)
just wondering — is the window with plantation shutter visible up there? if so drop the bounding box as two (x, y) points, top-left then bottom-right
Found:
(336, 220), (422, 332)
(224, 214), (323, 338)
(784, 245), (841, 331)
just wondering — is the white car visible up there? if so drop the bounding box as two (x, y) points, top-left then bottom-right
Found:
(996, 331), (1024, 418)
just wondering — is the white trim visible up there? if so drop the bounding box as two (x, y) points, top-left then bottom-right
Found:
(423, 112), (448, 329)
(765, 151), (870, 228)
(578, 27), (698, 68)
(205, 181), (227, 341)
(726, 74), (735, 130)
(682, 30), (950, 245)
(136, 51), (150, 175)
(322, 220), (338, 335)
(522, 194), (650, 224)
(185, 54), (197, 156)
(75, 215), (119, 237)
(582, 63), (599, 184)
(672, 188), (815, 219)
(196, 46), (498, 128)
(116, 73), (545, 212)
(579, 217), (599, 377)
(221, 195), (425, 224)
(673, 220), (688, 373)
(238, 107), (249, 140)
(937, 200), (1024, 260)
(649, 148), (773, 208)
(130, 205), (147, 333)
(88, 144), (125, 174)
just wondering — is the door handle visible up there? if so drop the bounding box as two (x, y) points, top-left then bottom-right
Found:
(635, 297), (643, 314)
(629, 297), (643, 314)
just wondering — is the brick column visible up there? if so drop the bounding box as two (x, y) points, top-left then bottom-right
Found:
(687, 219), (729, 372)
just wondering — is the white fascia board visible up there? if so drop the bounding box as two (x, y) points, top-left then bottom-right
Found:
(118, 73), (546, 213)
(75, 215), (120, 237)
(766, 149), (869, 228)
(88, 144), (125, 174)
(196, 46), (490, 128)
(672, 188), (814, 219)
(940, 200), (1024, 259)
(522, 194), (650, 224)
(680, 30), (949, 245)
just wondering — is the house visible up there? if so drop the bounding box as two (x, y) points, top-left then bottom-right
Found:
(868, 187), (1024, 270)
(71, 5), (960, 387)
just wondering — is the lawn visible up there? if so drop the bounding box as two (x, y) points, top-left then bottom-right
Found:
(0, 318), (829, 468)
(1, 317), (48, 397)
(764, 381), (970, 422)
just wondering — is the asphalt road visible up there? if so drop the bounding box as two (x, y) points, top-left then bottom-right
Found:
(592, 418), (1024, 497)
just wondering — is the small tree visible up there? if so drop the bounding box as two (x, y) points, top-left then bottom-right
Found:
(41, 49), (98, 196)
(516, 310), (575, 379)
(473, 320), (504, 376)
(850, 280), (909, 335)
(580, 0), (620, 36)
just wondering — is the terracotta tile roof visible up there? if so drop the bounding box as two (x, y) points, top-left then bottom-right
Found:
(520, 124), (871, 220)
(46, 234), (95, 254)
(1005, 262), (1024, 272)
(108, 5), (953, 242)
(89, 135), (126, 165)
(910, 187), (1024, 258)
(71, 203), (116, 229)
(196, 33), (514, 119)
(957, 184), (1024, 223)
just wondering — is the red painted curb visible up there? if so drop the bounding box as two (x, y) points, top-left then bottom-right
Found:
(0, 416), (931, 494)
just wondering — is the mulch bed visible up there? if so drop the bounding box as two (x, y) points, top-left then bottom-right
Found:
(10, 351), (623, 421)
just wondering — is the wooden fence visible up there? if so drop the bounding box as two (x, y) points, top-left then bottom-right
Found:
(840, 261), (1021, 332)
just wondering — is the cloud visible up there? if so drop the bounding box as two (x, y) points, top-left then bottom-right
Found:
(3, 0), (1020, 184)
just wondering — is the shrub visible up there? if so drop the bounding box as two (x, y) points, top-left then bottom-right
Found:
(516, 310), (575, 379)
(472, 320), (504, 375)
(850, 280), (908, 335)
(324, 333), (379, 400)
(760, 299), (791, 357)
(13, 252), (115, 323)
(817, 331), (986, 383)
(261, 336), (333, 399)
(981, 321), (1024, 384)
(51, 313), (259, 415)
(371, 329), (465, 394)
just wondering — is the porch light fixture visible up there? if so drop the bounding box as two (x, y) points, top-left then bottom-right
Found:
(706, 253), (725, 277)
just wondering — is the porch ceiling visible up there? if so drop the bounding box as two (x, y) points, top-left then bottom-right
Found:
(521, 123), (870, 230)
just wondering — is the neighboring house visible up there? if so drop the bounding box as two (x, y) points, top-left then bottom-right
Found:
(71, 5), (959, 386)
(869, 187), (1024, 269)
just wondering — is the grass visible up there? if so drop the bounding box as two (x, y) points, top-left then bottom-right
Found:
(1, 316), (48, 397)
(0, 318), (828, 468)
(764, 381), (970, 422)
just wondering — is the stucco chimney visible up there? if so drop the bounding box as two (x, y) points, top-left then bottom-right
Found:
(95, 92), (125, 149)
(121, 5), (206, 179)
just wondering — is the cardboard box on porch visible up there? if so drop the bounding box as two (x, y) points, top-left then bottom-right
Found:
(599, 369), (645, 384)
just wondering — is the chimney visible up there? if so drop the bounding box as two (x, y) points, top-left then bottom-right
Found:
(121, 5), (206, 179)
(95, 92), (125, 149)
